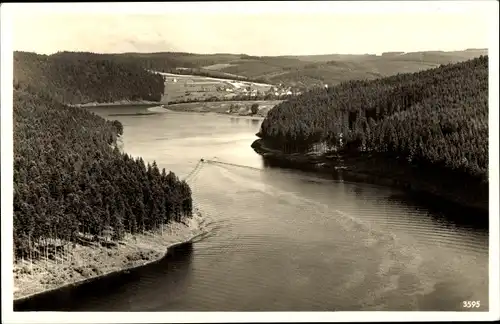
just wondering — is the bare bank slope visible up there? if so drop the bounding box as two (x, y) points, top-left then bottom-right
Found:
(253, 56), (489, 212)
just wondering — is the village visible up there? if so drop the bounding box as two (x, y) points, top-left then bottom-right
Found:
(155, 71), (302, 103)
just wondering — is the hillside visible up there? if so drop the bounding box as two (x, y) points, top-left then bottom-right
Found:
(23, 49), (488, 101)
(13, 54), (194, 298)
(14, 52), (165, 105)
(281, 48), (487, 63)
(38, 49), (488, 93)
(254, 56), (489, 210)
(201, 49), (487, 88)
(259, 49), (488, 88)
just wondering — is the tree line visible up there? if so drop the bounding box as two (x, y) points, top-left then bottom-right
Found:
(257, 56), (488, 182)
(51, 51), (270, 84)
(13, 53), (193, 264)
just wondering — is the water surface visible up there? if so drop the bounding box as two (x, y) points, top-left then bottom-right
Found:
(67, 106), (489, 311)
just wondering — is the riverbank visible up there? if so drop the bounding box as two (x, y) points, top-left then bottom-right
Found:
(79, 99), (279, 119)
(166, 100), (281, 118)
(252, 139), (489, 215)
(13, 212), (203, 301)
(71, 100), (165, 108)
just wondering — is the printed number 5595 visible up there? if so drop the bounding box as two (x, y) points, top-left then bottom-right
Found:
(463, 301), (480, 308)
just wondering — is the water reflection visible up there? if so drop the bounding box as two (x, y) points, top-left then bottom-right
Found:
(386, 192), (488, 230)
(353, 186), (363, 198)
(250, 119), (261, 126)
(260, 155), (488, 231)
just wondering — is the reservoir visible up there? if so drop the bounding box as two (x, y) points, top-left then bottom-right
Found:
(28, 105), (489, 311)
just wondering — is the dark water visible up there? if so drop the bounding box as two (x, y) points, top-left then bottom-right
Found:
(40, 106), (490, 311)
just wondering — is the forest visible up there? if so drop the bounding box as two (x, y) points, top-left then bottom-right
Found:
(257, 56), (489, 183)
(14, 51), (165, 105)
(50, 52), (268, 83)
(13, 54), (193, 264)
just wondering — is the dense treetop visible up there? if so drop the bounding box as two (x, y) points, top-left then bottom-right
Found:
(258, 56), (488, 182)
(14, 51), (165, 104)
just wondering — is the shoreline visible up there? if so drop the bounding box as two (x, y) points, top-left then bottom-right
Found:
(71, 100), (165, 108)
(166, 100), (280, 118)
(14, 241), (194, 306)
(252, 139), (489, 216)
(13, 211), (204, 302)
(166, 108), (266, 121)
(74, 99), (278, 119)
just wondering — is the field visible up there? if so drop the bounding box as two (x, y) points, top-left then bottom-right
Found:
(203, 63), (236, 70)
(158, 72), (276, 103)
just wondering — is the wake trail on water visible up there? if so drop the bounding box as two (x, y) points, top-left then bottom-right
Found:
(193, 162), (445, 307)
(211, 162), (398, 243)
(184, 160), (489, 309)
(182, 163), (229, 244)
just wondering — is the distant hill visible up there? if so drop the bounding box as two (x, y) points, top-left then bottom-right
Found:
(13, 48), (489, 103)
(199, 49), (488, 89)
(281, 48), (487, 63)
(14, 51), (165, 105)
(280, 53), (378, 62)
(19, 48), (487, 92)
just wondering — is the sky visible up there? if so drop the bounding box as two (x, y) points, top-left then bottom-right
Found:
(7, 1), (497, 56)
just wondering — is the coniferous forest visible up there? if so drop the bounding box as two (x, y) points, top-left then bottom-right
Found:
(13, 52), (193, 264)
(14, 51), (166, 105)
(256, 56), (489, 209)
(258, 56), (488, 181)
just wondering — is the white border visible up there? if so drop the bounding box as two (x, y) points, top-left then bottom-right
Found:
(1, 1), (493, 14)
(1, 1), (499, 323)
